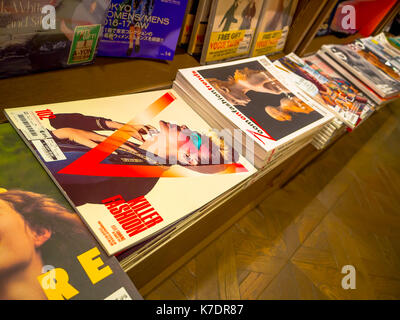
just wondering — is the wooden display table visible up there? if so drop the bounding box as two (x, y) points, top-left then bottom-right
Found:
(0, 50), (355, 295)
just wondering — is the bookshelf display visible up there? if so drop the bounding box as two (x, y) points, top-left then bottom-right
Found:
(0, 0), (399, 296)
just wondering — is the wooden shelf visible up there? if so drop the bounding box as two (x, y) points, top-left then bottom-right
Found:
(0, 48), (199, 123)
(301, 33), (360, 56)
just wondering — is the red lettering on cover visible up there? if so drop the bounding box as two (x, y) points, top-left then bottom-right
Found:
(102, 195), (164, 238)
(246, 116), (276, 145)
(36, 109), (56, 120)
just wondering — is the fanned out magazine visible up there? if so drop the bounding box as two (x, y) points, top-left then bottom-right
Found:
(273, 53), (374, 129)
(0, 123), (142, 300)
(5, 90), (256, 255)
(362, 34), (400, 72)
(321, 42), (400, 99)
(97, 0), (188, 60)
(250, 0), (298, 57)
(317, 48), (397, 106)
(200, 0), (264, 64)
(0, 0), (110, 79)
(174, 56), (335, 168)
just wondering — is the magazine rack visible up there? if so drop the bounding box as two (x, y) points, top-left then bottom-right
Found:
(0, 0), (398, 296)
(293, 0), (400, 57)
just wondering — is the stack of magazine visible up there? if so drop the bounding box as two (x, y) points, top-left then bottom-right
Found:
(174, 55), (334, 168)
(3, 31), (400, 291)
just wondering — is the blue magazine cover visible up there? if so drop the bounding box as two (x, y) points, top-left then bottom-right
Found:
(98, 0), (188, 60)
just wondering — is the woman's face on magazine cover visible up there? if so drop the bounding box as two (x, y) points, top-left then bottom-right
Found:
(142, 120), (213, 166)
(0, 200), (43, 273)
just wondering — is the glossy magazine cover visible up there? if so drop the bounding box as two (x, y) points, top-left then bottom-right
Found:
(97, 0), (188, 60)
(5, 89), (256, 255)
(353, 39), (400, 82)
(200, 0), (264, 64)
(250, 0), (298, 56)
(178, 56), (334, 152)
(0, 0), (110, 79)
(359, 37), (400, 73)
(0, 122), (142, 300)
(323, 43), (400, 98)
(275, 53), (372, 128)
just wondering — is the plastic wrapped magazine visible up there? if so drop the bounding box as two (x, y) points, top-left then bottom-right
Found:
(200, 0), (264, 65)
(250, 0), (298, 57)
(0, 0), (110, 79)
(97, 0), (188, 60)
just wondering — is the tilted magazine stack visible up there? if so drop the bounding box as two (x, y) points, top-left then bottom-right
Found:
(177, 0), (200, 48)
(4, 90), (256, 256)
(250, 0), (298, 57)
(272, 53), (375, 149)
(0, 123), (142, 300)
(200, 0), (264, 65)
(363, 34), (400, 72)
(302, 54), (377, 149)
(174, 56), (335, 169)
(319, 39), (400, 105)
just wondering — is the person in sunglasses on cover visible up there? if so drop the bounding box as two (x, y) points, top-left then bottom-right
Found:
(44, 112), (235, 207)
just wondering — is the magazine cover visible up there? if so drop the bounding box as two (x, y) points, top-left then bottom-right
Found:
(0, 0), (110, 79)
(317, 48), (395, 106)
(366, 34), (400, 71)
(200, 0), (264, 64)
(353, 39), (400, 81)
(389, 36), (400, 50)
(97, 0), (188, 60)
(250, 0), (298, 57)
(323, 43), (400, 98)
(178, 56), (334, 153)
(274, 53), (373, 128)
(187, 0), (212, 55)
(5, 89), (256, 255)
(177, 0), (199, 47)
(0, 122), (142, 300)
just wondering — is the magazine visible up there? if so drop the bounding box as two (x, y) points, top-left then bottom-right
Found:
(175, 56), (335, 168)
(250, 0), (298, 57)
(368, 33), (400, 71)
(0, 122), (142, 300)
(200, 0), (264, 64)
(317, 48), (396, 106)
(0, 0), (109, 79)
(321, 43), (400, 98)
(4, 89), (256, 255)
(177, 0), (199, 47)
(388, 36), (400, 50)
(353, 39), (400, 81)
(274, 53), (374, 128)
(97, 0), (188, 60)
(187, 0), (212, 55)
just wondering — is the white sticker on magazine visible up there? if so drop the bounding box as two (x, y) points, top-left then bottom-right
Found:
(32, 139), (66, 162)
(104, 287), (132, 300)
(10, 111), (51, 141)
(237, 30), (252, 53)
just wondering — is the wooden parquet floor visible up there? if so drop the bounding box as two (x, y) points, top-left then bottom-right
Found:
(145, 101), (400, 300)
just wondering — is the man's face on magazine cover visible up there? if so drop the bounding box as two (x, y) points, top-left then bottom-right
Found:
(0, 200), (39, 273)
(142, 120), (216, 166)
